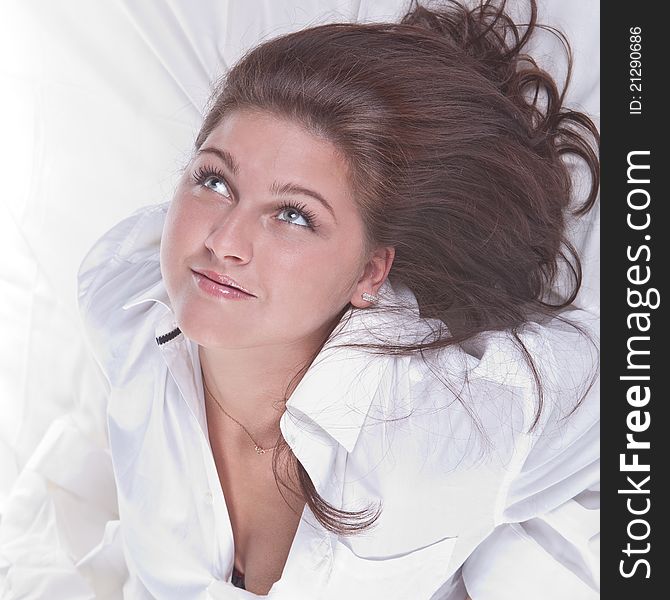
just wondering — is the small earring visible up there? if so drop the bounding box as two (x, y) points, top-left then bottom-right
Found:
(361, 292), (379, 303)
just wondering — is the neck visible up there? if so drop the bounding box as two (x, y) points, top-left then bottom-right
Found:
(198, 333), (326, 449)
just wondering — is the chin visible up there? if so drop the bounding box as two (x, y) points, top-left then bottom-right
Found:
(176, 310), (248, 348)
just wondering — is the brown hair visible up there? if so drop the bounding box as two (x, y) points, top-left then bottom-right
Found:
(193, 0), (599, 535)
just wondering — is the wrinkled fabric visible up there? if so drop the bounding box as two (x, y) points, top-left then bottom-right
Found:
(1, 1), (599, 598)
(1, 201), (598, 599)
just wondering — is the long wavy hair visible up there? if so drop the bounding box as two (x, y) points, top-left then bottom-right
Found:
(192, 0), (600, 535)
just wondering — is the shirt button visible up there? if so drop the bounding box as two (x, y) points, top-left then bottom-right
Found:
(204, 490), (213, 503)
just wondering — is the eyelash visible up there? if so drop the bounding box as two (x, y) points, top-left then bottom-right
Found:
(191, 165), (319, 231)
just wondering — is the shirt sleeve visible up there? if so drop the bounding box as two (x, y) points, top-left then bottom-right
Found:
(0, 385), (128, 598)
(461, 313), (600, 600)
(0, 204), (166, 598)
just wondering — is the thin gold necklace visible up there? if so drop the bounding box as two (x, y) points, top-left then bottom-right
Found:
(202, 376), (278, 455)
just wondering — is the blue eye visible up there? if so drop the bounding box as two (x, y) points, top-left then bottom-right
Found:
(192, 166), (231, 197)
(275, 201), (318, 230)
(191, 164), (319, 231)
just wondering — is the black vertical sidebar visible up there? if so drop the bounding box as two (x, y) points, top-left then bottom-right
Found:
(601, 6), (664, 597)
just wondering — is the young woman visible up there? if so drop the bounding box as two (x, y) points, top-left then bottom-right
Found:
(13, 1), (601, 598)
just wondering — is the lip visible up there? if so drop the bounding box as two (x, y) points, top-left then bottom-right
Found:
(192, 269), (255, 298)
(192, 270), (256, 300)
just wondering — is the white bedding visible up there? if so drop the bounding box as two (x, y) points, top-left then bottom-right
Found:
(0, 0), (598, 593)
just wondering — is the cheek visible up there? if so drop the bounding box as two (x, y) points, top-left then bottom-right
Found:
(163, 201), (201, 253)
(160, 208), (199, 281)
(160, 220), (183, 270)
(271, 244), (361, 305)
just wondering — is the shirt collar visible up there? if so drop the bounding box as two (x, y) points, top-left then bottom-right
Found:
(281, 277), (427, 453)
(121, 277), (173, 314)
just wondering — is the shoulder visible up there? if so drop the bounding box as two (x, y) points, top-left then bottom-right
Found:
(77, 201), (168, 299)
(76, 201), (171, 384)
(357, 304), (599, 494)
(415, 307), (599, 515)
(434, 306), (598, 433)
(352, 293), (598, 464)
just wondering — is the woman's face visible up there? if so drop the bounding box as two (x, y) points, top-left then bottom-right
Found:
(160, 108), (392, 350)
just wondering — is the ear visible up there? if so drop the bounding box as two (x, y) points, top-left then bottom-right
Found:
(349, 245), (396, 308)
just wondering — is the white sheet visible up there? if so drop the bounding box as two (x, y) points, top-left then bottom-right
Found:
(0, 0), (598, 565)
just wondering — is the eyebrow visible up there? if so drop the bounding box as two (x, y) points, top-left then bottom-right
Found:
(198, 147), (240, 176)
(197, 146), (337, 221)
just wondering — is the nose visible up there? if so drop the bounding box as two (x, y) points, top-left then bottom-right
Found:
(204, 205), (254, 264)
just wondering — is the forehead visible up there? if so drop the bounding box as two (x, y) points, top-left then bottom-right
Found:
(201, 109), (350, 184)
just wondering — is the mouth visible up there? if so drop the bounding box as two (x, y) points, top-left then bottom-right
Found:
(191, 269), (256, 297)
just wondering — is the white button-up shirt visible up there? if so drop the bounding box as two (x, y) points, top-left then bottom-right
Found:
(2, 201), (599, 599)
